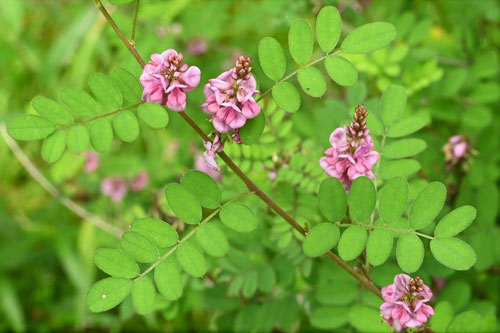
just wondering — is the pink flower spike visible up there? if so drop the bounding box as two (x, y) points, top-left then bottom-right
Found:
(131, 171), (149, 192)
(84, 151), (99, 173)
(101, 177), (128, 203)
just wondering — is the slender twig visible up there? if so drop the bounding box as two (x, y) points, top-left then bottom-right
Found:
(1, 124), (123, 238)
(62, 103), (141, 130)
(93, 0), (382, 299)
(336, 222), (435, 240)
(131, 0), (140, 45)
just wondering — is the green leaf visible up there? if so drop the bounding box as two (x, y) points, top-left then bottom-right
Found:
(176, 242), (207, 277)
(238, 111), (265, 144)
(180, 170), (221, 209)
(94, 248), (139, 278)
(109, 0), (134, 3)
(154, 261), (182, 301)
(196, 223), (229, 257)
(310, 306), (349, 330)
(387, 114), (430, 138)
(383, 138), (427, 159)
(7, 114), (55, 141)
(131, 218), (178, 248)
(318, 178), (347, 222)
(272, 82), (301, 113)
(297, 67), (326, 97)
(131, 276), (155, 315)
(289, 19), (313, 65)
(242, 271), (258, 298)
(341, 22), (396, 54)
(379, 177), (408, 223)
(164, 183), (202, 225)
(396, 233), (424, 273)
(324, 55), (358, 86)
(303, 223), (340, 257)
(381, 84), (407, 127)
(89, 73), (123, 109)
(430, 238), (476, 270)
(41, 130), (66, 163)
(111, 67), (142, 103)
(366, 228), (393, 266)
(434, 206), (476, 238)
(85, 277), (132, 313)
(315, 280), (359, 306)
(258, 267), (276, 293)
(379, 159), (421, 179)
(447, 311), (483, 333)
(89, 118), (113, 153)
(32, 96), (73, 125)
(120, 231), (159, 263)
(112, 110), (139, 143)
(429, 301), (454, 333)
(316, 6), (341, 53)
(219, 202), (258, 233)
(66, 125), (89, 154)
(348, 305), (391, 332)
(338, 225), (367, 261)
(348, 176), (376, 222)
(409, 182), (446, 230)
(60, 87), (97, 118)
(137, 102), (169, 129)
(258, 37), (286, 81)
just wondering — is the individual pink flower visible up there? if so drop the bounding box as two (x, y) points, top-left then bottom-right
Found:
(101, 177), (128, 203)
(202, 135), (224, 171)
(380, 274), (434, 332)
(131, 171), (149, 192)
(201, 55), (260, 135)
(195, 154), (222, 181)
(84, 151), (99, 173)
(443, 134), (471, 166)
(140, 49), (201, 111)
(187, 37), (208, 56)
(319, 105), (379, 190)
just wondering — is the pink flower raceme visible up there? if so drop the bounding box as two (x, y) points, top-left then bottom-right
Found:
(319, 105), (379, 190)
(140, 49), (201, 111)
(380, 274), (434, 332)
(201, 55), (261, 135)
(84, 151), (99, 173)
(203, 135), (224, 171)
(443, 135), (473, 168)
(131, 171), (149, 192)
(101, 177), (128, 203)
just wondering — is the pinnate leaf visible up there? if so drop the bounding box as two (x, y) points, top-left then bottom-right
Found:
(66, 125), (89, 154)
(32, 96), (73, 125)
(316, 6), (341, 53)
(219, 202), (258, 233)
(324, 55), (358, 86)
(297, 66), (326, 97)
(341, 22), (396, 54)
(379, 177), (408, 223)
(85, 277), (132, 313)
(396, 233), (424, 273)
(94, 248), (139, 278)
(113, 110), (139, 143)
(303, 223), (340, 257)
(7, 114), (55, 141)
(176, 242), (207, 277)
(131, 218), (178, 248)
(289, 19), (313, 65)
(258, 37), (286, 81)
(41, 130), (66, 163)
(60, 87), (97, 118)
(318, 177), (347, 222)
(131, 277), (155, 315)
(89, 73), (123, 109)
(348, 176), (376, 222)
(154, 262), (182, 300)
(409, 182), (446, 230)
(338, 225), (367, 261)
(137, 102), (169, 129)
(165, 183), (202, 225)
(434, 206), (476, 238)
(272, 82), (301, 113)
(430, 237), (476, 270)
(120, 231), (159, 263)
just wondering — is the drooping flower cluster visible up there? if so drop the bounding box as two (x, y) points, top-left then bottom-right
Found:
(319, 105), (379, 190)
(140, 49), (201, 111)
(202, 134), (224, 172)
(101, 171), (149, 203)
(201, 55), (261, 134)
(380, 274), (434, 332)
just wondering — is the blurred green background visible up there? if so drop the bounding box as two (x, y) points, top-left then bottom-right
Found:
(0, 0), (498, 331)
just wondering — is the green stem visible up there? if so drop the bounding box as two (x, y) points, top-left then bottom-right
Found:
(61, 103), (141, 130)
(336, 222), (435, 240)
(131, 0), (140, 45)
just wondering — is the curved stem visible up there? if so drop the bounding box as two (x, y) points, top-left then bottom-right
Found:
(131, 0), (140, 45)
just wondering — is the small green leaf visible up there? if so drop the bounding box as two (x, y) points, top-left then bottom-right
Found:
(111, 67), (142, 103)
(396, 233), (424, 273)
(381, 84), (407, 127)
(430, 237), (476, 270)
(289, 19), (313, 65)
(164, 183), (202, 225)
(446, 311), (483, 333)
(154, 262), (182, 300)
(366, 228), (393, 266)
(297, 66), (326, 97)
(348, 305), (391, 332)
(348, 177), (376, 222)
(379, 159), (421, 179)
(341, 22), (396, 54)
(316, 6), (341, 53)
(131, 277), (155, 315)
(238, 111), (265, 144)
(379, 177), (408, 223)
(32, 96), (73, 125)
(434, 206), (476, 238)
(131, 218), (178, 248)
(89, 73), (123, 109)
(219, 202), (258, 233)
(120, 231), (159, 263)
(310, 306), (349, 330)
(258, 37), (286, 81)
(181, 170), (221, 209)
(7, 114), (55, 141)
(387, 114), (430, 138)
(383, 138), (427, 159)
(324, 55), (358, 86)
(176, 242), (207, 277)
(89, 118), (113, 153)
(318, 178), (347, 222)
(137, 102), (169, 129)
(338, 225), (367, 261)
(60, 87), (97, 118)
(303, 223), (340, 257)
(196, 223), (229, 257)
(272, 82), (301, 113)
(258, 267), (276, 293)
(109, 0), (134, 3)
(242, 271), (258, 298)
(94, 248), (139, 278)
(66, 125), (89, 154)
(113, 110), (139, 143)
(409, 182), (446, 230)
(85, 277), (132, 313)
(429, 301), (454, 333)
(41, 130), (66, 163)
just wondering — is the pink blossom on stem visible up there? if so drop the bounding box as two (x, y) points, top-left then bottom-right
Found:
(380, 274), (434, 332)
(140, 49), (201, 111)
(84, 151), (99, 173)
(131, 171), (149, 192)
(195, 154), (223, 181)
(202, 135), (224, 171)
(101, 177), (128, 203)
(443, 135), (470, 164)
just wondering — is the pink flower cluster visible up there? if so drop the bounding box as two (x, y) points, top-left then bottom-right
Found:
(140, 49), (201, 111)
(201, 55), (261, 134)
(380, 274), (434, 332)
(101, 171), (149, 203)
(447, 135), (468, 159)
